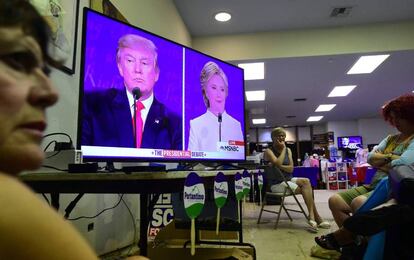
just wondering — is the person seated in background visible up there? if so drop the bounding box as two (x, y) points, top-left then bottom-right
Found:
(264, 127), (330, 232)
(0, 1), (146, 259)
(327, 93), (414, 227)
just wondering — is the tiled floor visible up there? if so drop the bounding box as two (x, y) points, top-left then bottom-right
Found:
(242, 189), (338, 260)
(102, 189), (339, 259)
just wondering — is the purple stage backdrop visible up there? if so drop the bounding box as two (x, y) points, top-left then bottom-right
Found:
(83, 12), (183, 116)
(184, 49), (245, 150)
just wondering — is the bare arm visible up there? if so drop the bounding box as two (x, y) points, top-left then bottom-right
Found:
(278, 148), (294, 173)
(264, 146), (293, 173)
(368, 151), (399, 168)
(264, 146), (286, 168)
(0, 173), (98, 260)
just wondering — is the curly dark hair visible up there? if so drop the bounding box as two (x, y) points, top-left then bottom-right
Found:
(0, 0), (61, 69)
(382, 93), (414, 126)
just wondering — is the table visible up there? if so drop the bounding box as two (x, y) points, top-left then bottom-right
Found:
(19, 170), (244, 256)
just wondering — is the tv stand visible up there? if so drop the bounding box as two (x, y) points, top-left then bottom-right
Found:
(214, 163), (245, 170)
(122, 165), (166, 173)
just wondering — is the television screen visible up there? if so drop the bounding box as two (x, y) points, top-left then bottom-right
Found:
(337, 136), (363, 149)
(77, 9), (246, 162)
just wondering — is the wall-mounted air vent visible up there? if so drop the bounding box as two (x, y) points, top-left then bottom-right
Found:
(293, 98), (307, 102)
(330, 7), (352, 18)
(286, 115), (296, 118)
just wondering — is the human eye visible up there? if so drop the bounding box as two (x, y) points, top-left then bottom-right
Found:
(141, 59), (150, 66)
(0, 51), (38, 73)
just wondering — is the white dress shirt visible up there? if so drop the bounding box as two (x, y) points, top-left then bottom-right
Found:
(188, 110), (244, 151)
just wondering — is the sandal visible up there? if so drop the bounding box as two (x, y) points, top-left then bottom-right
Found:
(317, 221), (331, 229)
(307, 220), (319, 233)
(314, 233), (341, 251)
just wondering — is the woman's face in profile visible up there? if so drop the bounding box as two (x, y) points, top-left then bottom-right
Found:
(0, 26), (58, 174)
(390, 112), (414, 134)
(205, 74), (227, 114)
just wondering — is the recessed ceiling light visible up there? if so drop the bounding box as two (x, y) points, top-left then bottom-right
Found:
(215, 12), (231, 22)
(328, 85), (356, 97)
(246, 90), (265, 101)
(237, 62), (264, 80)
(252, 118), (266, 124)
(307, 116), (324, 122)
(315, 104), (336, 112)
(347, 54), (390, 74)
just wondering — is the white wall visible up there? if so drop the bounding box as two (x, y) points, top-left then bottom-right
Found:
(298, 126), (311, 141)
(249, 118), (394, 149)
(258, 128), (271, 142)
(327, 120), (359, 147)
(44, 0), (191, 255)
(327, 118), (396, 147)
(313, 124), (327, 135)
(358, 118), (397, 145)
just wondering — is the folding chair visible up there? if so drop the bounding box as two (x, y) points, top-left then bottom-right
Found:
(257, 167), (309, 229)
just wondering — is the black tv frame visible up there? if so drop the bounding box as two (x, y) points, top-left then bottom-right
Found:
(76, 8), (246, 163)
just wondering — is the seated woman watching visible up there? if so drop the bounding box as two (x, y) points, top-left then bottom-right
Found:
(0, 1), (146, 259)
(264, 127), (330, 232)
(328, 93), (414, 227)
(316, 93), (414, 258)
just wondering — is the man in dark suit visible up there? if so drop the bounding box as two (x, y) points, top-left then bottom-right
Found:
(81, 34), (182, 150)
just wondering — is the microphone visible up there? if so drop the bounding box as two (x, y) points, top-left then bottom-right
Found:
(218, 113), (222, 142)
(132, 87), (141, 148)
(132, 87), (142, 100)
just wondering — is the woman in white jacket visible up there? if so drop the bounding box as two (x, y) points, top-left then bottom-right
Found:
(188, 61), (243, 152)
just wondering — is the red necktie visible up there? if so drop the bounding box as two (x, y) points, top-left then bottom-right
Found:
(133, 101), (145, 148)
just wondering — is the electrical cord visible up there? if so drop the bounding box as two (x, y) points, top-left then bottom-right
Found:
(68, 194), (124, 221)
(42, 132), (74, 153)
(42, 193), (50, 205)
(43, 140), (58, 152)
(41, 165), (68, 172)
(43, 132), (73, 144)
(45, 150), (61, 159)
(121, 196), (137, 256)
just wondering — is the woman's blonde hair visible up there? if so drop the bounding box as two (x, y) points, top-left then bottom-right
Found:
(271, 127), (286, 141)
(200, 61), (228, 108)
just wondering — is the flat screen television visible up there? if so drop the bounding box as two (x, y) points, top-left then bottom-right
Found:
(337, 136), (363, 149)
(77, 8), (246, 162)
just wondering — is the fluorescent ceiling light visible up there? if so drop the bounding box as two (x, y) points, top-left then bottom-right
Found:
(250, 107), (266, 115)
(252, 118), (266, 124)
(307, 116), (324, 122)
(238, 62), (264, 80)
(215, 12), (231, 22)
(315, 104), (336, 112)
(347, 54), (390, 74)
(328, 85), (356, 97)
(246, 90), (265, 101)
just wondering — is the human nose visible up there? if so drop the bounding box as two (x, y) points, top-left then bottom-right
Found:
(28, 68), (59, 108)
(134, 62), (143, 74)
